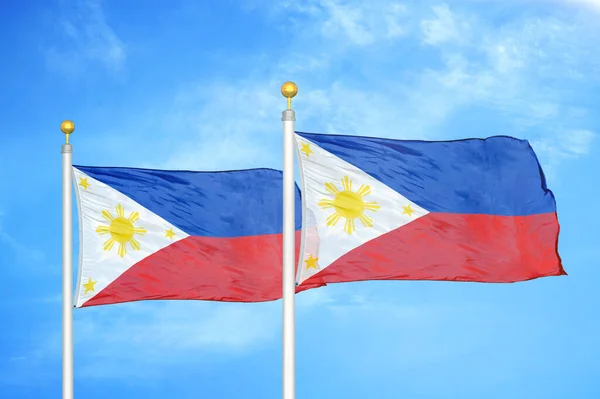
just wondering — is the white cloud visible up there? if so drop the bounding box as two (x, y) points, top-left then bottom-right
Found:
(421, 4), (469, 46)
(45, 0), (125, 75)
(75, 1), (597, 172)
(277, 0), (408, 46)
(0, 231), (44, 263)
(563, 129), (595, 155)
(295, 291), (501, 381)
(6, 288), (340, 381)
(531, 129), (595, 171)
(296, 286), (336, 308)
(0, 292), (506, 387)
(76, 302), (278, 353)
(21, 0), (597, 379)
(242, 1), (598, 153)
(3, 300), (281, 382)
(0, 212), (45, 264)
(321, 0), (377, 45)
(529, 128), (594, 184)
(153, 80), (285, 171)
(560, 0), (600, 12)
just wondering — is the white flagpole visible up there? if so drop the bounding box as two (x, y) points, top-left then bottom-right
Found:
(61, 120), (75, 399)
(281, 82), (298, 399)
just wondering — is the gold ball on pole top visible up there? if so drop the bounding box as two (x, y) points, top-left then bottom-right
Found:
(281, 81), (298, 98)
(60, 120), (75, 144)
(281, 81), (298, 110)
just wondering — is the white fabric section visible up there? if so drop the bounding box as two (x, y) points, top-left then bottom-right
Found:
(73, 167), (189, 307)
(295, 134), (429, 284)
(296, 207), (321, 284)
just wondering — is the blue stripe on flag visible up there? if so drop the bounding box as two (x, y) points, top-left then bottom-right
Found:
(75, 166), (302, 237)
(296, 132), (556, 216)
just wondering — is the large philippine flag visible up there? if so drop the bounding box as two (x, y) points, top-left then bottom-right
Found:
(294, 132), (565, 289)
(72, 166), (301, 308)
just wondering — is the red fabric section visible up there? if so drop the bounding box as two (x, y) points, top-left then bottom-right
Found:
(300, 212), (564, 289)
(82, 232), (303, 307)
(83, 212), (563, 307)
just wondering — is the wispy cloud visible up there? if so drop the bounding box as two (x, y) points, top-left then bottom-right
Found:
(0, 212), (45, 264)
(268, 2), (598, 162)
(72, 1), (598, 173)
(73, 302), (279, 379)
(531, 128), (596, 178)
(5, 288), (336, 382)
(421, 4), (469, 45)
(1, 301), (279, 383)
(16, 2), (596, 383)
(559, 0), (600, 13)
(45, 0), (125, 75)
(277, 0), (408, 45)
(156, 81), (286, 171)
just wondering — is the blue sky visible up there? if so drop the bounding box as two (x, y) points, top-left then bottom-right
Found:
(1, 0), (600, 398)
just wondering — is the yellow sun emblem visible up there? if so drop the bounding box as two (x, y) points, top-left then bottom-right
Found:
(318, 176), (380, 234)
(95, 204), (147, 257)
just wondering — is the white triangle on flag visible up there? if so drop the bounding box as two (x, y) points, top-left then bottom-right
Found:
(73, 167), (189, 307)
(295, 134), (430, 285)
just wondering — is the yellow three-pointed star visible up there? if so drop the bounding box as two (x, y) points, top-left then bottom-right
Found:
(300, 143), (313, 157)
(83, 278), (96, 294)
(305, 254), (319, 270)
(165, 228), (176, 239)
(402, 204), (415, 217)
(79, 178), (91, 190)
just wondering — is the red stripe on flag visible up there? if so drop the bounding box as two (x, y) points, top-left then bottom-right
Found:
(82, 212), (563, 307)
(300, 211), (564, 289)
(81, 232), (303, 307)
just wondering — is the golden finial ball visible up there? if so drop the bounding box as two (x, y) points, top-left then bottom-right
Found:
(60, 120), (75, 135)
(281, 81), (298, 99)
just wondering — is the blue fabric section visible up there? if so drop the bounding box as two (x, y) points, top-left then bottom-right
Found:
(75, 166), (302, 237)
(296, 132), (556, 216)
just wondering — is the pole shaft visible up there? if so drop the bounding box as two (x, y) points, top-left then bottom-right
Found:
(282, 109), (296, 399)
(62, 144), (73, 399)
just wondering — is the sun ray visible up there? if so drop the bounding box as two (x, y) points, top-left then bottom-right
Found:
(101, 210), (114, 222)
(96, 204), (147, 257)
(344, 218), (355, 234)
(357, 184), (371, 197)
(325, 183), (340, 196)
(318, 199), (334, 209)
(319, 177), (380, 234)
(96, 226), (110, 235)
(128, 212), (140, 222)
(341, 176), (352, 191)
(118, 243), (126, 257)
(129, 238), (141, 251)
(359, 214), (374, 227)
(326, 213), (341, 226)
(103, 238), (116, 251)
(364, 202), (381, 211)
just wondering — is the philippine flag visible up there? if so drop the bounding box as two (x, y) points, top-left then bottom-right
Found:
(72, 166), (301, 308)
(294, 132), (565, 288)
